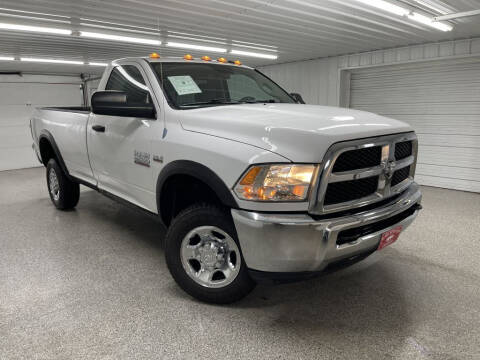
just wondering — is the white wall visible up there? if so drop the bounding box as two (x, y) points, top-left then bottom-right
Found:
(0, 74), (84, 171)
(260, 57), (341, 106)
(259, 37), (480, 107)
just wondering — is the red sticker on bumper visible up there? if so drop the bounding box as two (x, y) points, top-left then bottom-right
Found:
(378, 226), (402, 250)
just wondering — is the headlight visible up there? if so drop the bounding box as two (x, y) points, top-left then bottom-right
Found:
(234, 164), (317, 202)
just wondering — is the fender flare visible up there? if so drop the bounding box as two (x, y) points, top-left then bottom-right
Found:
(38, 130), (71, 178)
(156, 160), (238, 214)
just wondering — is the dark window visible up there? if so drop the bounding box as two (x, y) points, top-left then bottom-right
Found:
(106, 65), (151, 104)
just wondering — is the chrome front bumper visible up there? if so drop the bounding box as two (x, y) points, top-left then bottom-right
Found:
(232, 183), (422, 273)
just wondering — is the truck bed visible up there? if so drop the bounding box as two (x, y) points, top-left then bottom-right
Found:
(32, 106), (94, 182)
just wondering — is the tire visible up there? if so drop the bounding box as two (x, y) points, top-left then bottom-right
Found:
(46, 158), (80, 210)
(165, 204), (255, 304)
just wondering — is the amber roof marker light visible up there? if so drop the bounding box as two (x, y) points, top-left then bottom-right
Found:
(234, 60), (242, 65)
(149, 52), (160, 59)
(184, 54), (194, 60)
(201, 55), (212, 61)
(217, 57), (227, 63)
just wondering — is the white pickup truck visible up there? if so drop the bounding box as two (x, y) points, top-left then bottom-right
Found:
(31, 55), (422, 303)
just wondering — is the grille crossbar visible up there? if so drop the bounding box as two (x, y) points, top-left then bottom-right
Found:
(310, 132), (418, 215)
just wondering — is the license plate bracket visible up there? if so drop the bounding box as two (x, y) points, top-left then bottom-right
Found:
(378, 225), (402, 250)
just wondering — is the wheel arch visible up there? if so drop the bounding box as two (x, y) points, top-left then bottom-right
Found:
(38, 130), (70, 177)
(156, 160), (238, 226)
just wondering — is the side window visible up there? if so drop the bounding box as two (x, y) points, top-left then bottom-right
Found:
(105, 65), (151, 104)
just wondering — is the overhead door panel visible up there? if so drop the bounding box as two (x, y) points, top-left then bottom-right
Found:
(0, 75), (83, 171)
(350, 59), (480, 193)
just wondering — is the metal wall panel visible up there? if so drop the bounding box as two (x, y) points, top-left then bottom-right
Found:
(350, 59), (480, 193)
(260, 38), (480, 110)
(0, 75), (83, 171)
(259, 57), (340, 106)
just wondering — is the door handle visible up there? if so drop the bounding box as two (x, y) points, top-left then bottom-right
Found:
(92, 125), (106, 133)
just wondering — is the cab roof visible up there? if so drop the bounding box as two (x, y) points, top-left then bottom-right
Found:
(112, 56), (253, 69)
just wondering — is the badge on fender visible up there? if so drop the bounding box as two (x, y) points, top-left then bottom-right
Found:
(134, 150), (151, 167)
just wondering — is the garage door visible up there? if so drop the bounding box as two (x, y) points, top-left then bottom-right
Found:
(0, 74), (84, 171)
(349, 59), (480, 193)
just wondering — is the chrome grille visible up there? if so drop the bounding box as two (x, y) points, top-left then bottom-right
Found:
(310, 132), (418, 215)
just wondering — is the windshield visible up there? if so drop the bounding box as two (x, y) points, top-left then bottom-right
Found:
(151, 62), (295, 109)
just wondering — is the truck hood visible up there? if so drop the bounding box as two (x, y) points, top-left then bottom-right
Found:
(176, 104), (412, 162)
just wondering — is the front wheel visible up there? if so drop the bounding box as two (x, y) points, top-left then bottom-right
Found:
(165, 204), (255, 304)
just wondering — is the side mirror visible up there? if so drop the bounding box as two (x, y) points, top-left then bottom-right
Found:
(290, 93), (305, 104)
(91, 91), (156, 119)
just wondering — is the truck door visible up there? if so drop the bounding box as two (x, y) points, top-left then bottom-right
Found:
(87, 63), (156, 211)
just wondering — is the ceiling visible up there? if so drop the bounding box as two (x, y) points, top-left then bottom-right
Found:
(0, 0), (479, 74)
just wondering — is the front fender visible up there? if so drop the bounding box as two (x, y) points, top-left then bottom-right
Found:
(155, 160), (238, 214)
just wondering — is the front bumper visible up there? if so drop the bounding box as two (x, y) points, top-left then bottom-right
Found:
(232, 182), (421, 274)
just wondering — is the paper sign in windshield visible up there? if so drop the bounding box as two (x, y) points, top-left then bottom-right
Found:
(168, 76), (202, 95)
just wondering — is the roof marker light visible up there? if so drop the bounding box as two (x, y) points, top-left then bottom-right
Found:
(217, 57), (227, 63)
(234, 60), (242, 65)
(201, 55), (211, 61)
(150, 52), (160, 59)
(184, 54), (194, 60)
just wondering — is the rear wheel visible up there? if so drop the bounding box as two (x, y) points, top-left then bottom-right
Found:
(165, 204), (255, 304)
(46, 158), (80, 210)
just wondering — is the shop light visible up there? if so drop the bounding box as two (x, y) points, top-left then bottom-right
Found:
(408, 12), (453, 31)
(80, 31), (161, 45)
(353, 0), (410, 16)
(231, 43), (278, 52)
(20, 57), (84, 65)
(353, 0), (453, 31)
(231, 39), (277, 49)
(230, 50), (278, 60)
(167, 42), (227, 53)
(0, 56), (15, 61)
(88, 62), (108, 66)
(0, 22), (71, 35)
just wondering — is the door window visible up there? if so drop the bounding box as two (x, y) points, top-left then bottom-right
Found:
(106, 65), (151, 104)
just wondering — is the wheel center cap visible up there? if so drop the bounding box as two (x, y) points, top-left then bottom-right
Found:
(200, 244), (219, 267)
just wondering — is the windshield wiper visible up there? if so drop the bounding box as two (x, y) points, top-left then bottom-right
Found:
(241, 99), (277, 103)
(180, 99), (241, 107)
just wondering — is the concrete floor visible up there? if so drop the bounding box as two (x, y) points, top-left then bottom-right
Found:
(0, 167), (479, 360)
